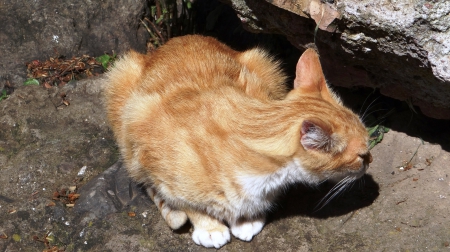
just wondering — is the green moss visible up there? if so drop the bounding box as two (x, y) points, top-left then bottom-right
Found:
(12, 233), (21, 242)
(139, 239), (156, 250)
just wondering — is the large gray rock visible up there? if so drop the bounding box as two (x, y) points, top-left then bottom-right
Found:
(224, 0), (450, 119)
(0, 0), (148, 88)
(1, 44), (450, 252)
(3, 0), (448, 119)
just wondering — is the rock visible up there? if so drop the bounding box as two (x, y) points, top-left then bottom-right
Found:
(0, 0), (149, 88)
(1, 1), (450, 250)
(73, 161), (152, 224)
(0, 76), (119, 251)
(223, 0), (450, 119)
(1, 48), (450, 251)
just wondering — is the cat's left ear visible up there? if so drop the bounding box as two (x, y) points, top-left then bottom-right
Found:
(300, 118), (335, 152)
(292, 49), (334, 102)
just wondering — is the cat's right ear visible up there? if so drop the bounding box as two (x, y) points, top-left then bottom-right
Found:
(291, 49), (335, 102)
(293, 49), (325, 93)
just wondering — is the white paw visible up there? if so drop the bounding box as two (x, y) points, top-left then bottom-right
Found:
(231, 220), (265, 241)
(192, 228), (231, 248)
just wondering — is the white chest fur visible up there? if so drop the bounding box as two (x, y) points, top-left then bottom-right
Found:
(235, 159), (321, 215)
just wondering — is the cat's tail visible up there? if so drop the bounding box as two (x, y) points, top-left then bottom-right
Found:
(103, 50), (146, 140)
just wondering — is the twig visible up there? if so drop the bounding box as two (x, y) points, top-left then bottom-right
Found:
(59, 56), (85, 76)
(155, 0), (161, 20)
(144, 17), (166, 44)
(314, 5), (325, 44)
(406, 141), (422, 167)
(140, 19), (159, 42)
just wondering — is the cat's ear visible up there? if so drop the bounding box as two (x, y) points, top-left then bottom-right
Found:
(294, 49), (325, 91)
(293, 49), (334, 101)
(300, 118), (335, 152)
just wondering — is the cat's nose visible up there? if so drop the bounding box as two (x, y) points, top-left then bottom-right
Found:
(359, 152), (373, 164)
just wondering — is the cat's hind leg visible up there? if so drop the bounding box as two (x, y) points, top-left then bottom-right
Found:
(184, 209), (231, 248)
(147, 187), (188, 230)
(230, 217), (265, 241)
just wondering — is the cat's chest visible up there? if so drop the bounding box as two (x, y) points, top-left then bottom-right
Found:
(235, 160), (319, 206)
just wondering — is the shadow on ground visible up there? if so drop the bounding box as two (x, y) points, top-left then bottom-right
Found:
(72, 161), (380, 239)
(270, 174), (380, 222)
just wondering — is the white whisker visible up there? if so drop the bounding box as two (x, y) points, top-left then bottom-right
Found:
(359, 92), (375, 115)
(314, 176), (356, 212)
(362, 108), (388, 123)
(317, 179), (329, 186)
(360, 97), (380, 120)
(360, 176), (366, 189)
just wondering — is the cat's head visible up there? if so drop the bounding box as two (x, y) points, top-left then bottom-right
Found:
(288, 48), (372, 183)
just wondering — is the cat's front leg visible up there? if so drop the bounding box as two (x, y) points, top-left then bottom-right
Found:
(184, 209), (230, 248)
(230, 217), (265, 241)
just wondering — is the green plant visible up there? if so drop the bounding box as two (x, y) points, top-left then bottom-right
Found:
(0, 89), (8, 101)
(23, 78), (40, 86)
(96, 53), (116, 70)
(367, 125), (390, 150)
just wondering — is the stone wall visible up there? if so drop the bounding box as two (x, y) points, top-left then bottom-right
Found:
(223, 0), (450, 119)
(1, 0), (449, 119)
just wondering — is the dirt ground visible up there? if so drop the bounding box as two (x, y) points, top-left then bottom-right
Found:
(1, 77), (449, 251)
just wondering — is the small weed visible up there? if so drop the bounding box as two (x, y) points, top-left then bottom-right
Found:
(96, 53), (116, 70)
(367, 125), (390, 150)
(0, 80), (14, 101)
(0, 89), (8, 101)
(23, 78), (40, 86)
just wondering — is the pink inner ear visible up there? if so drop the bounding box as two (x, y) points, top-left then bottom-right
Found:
(301, 120), (315, 135)
(300, 119), (332, 151)
(293, 49), (327, 94)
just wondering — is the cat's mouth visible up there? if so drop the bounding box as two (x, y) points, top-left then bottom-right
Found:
(328, 154), (371, 183)
(350, 150), (372, 179)
(352, 158), (371, 179)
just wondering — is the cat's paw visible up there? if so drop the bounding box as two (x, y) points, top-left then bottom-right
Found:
(231, 219), (265, 241)
(147, 187), (188, 229)
(162, 208), (188, 230)
(192, 228), (231, 248)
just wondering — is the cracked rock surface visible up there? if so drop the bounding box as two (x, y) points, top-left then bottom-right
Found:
(224, 0), (450, 119)
(1, 77), (450, 251)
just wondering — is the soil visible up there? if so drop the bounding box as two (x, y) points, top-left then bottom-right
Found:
(1, 76), (450, 251)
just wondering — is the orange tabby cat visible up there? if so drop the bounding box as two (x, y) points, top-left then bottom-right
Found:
(104, 35), (372, 248)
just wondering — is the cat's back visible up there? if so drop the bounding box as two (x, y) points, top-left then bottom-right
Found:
(104, 35), (240, 121)
(106, 35), (287, 100)
(104, 35), (288, 142)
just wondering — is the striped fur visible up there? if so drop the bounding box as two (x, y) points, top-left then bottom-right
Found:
(103, 35), (372, 248)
